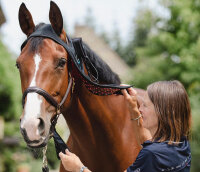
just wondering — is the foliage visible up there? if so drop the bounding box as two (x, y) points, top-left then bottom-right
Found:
(132, 9), (157, 47)
(0, 40), (21, 120)
(131, 0), (200, 91)
(110, 8), (158, 66)
(0, 38), (59, 171)
(190, 95), (200, 172)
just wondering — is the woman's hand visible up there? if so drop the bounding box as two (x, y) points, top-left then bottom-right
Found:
(59, 149), (84, 172)
(121, 87), (140, 118)
(122, 86), (152, 143)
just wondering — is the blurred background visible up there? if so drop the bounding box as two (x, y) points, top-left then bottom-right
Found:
(0, 0), (200, 171)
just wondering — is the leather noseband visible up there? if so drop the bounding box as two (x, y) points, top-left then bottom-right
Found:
(22, 77), (73, 125)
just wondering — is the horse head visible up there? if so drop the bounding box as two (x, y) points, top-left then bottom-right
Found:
(17, 1), (71, 148)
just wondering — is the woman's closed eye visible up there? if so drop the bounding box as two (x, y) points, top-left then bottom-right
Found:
(141, 102), (147, 107)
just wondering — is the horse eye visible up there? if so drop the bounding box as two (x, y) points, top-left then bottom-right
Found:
(57, 58), (67, 68)
(15, 62), (20, 69)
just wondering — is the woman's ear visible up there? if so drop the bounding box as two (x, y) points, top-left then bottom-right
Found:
(18, 3), (35, 36)
(49, 1), (63, 36)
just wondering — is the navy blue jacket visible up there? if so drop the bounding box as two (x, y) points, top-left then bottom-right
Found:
(127, 139), (191, 172)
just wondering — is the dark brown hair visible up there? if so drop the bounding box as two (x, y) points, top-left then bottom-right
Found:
(147, 80), (191, 143)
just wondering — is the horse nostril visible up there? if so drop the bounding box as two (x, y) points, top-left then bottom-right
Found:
(38, 118), (45, 136)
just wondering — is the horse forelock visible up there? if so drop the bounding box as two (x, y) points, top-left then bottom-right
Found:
(28, 37), (44, 53)
(27, 23), (46, 53)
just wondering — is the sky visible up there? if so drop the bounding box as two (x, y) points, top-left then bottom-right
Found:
(0, 0), (168, 54)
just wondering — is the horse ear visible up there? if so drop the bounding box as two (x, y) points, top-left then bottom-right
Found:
(18, 3), (35, 36)
(49, 1), (63, 36)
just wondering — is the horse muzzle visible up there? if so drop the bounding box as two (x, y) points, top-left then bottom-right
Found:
(20, 117), (50, 148)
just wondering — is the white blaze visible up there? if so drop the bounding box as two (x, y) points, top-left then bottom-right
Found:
(21, 54), (42, 126)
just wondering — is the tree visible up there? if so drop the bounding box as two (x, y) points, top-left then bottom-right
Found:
(0, 39), (21, 120)
(84, 7), (96, 29)
(116, 8), (157, 66)
(130, 0), (200, 91)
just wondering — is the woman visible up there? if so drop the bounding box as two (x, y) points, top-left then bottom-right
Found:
(59, 80), (192, 172)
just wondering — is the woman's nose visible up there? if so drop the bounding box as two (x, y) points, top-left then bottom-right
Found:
(138, 106), (142, 114)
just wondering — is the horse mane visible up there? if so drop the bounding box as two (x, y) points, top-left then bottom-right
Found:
(28, 23), (121, 85)
(82, 42), (121, 84)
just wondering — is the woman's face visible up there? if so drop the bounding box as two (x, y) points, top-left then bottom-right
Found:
(138, 92), (158, 135)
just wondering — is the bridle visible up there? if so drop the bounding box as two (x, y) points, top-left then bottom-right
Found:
(20, 24), (132, 171)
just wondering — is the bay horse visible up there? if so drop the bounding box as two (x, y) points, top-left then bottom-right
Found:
(17, 1), (141, 171)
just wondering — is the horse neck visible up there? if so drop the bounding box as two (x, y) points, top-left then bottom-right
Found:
(63, 80), (135, 146)
(63, 84), (128, 141)
(61, 84), (141, 171)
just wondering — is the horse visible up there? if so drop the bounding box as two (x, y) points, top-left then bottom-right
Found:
(17, 1), (142, 171)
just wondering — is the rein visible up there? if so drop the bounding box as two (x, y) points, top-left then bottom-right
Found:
(21, 24), (132, 171)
